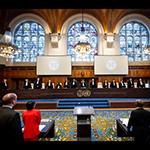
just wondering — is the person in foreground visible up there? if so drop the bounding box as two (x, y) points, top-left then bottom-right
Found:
(127, 100), (150, 144)
(0, 93), (24, 145)
(22, 101), (41, 142)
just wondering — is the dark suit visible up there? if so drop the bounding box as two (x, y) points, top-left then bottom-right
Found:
(0, 82), (8, 90)
(103, 82), (108, 88)
(71, 80), (78, 89)
(34, 80), (42, 89)
(64, 81), (70, 89)
(137, 81), (145, 88)
(110, 81), (117, 88)
(127, 80), (134, 88)
(0, 107), (24, 145)
(127, 108), (150, 144)
(23, 81), (31, 89)
(119, 82), (126, 88)
(90, 80), (97, 88)
(47, 82), (54, 89)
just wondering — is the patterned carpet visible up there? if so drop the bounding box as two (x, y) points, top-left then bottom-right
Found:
(20, 109), (134, 141)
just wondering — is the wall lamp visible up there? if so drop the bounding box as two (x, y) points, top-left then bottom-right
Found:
(104, 32), (116, 43)
(49, 33), (61, 48)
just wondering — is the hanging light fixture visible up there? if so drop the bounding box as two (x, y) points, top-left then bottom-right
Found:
(74, 9), (91, 55)
(0, 29), (19, 58)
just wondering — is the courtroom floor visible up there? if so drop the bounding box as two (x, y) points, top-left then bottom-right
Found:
(16, 108), (140, 142)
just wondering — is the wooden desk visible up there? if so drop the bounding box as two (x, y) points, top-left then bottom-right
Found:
(116, 118), (133, 137)
(1, 88), (150, 100)
(22, 119), (55, 138)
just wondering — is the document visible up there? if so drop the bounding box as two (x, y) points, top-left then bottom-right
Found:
(39, 124), (46, 131)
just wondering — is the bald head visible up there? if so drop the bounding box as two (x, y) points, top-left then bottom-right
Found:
(2, 93), (17, 106)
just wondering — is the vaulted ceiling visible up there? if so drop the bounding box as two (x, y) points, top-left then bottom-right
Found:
(0, 9), (149, 33)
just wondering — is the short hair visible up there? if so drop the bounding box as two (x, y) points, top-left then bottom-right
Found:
(2, 93), (17, 105)
(135, 100), (144, 107)
(26, 101), (36, 110)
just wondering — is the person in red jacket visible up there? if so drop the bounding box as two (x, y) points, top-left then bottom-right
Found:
(22, 101), (41, 141)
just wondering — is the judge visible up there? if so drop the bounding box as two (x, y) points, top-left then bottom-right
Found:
(119, 80), (126, 88)
(71, 79), (78, 89)
(90, 78), (97, 88)
(23, 79), (31, 89)
(47, 80), (54, 89)
(55, 82), (63, 89)
(127, 78), (134, 88)
(0, 79), (8, 90)
(63, 79), (70, 89)
(103, 80), (109, 88)
(110, 80), (117, 88)
(34, 77), (42, 89)
(80, 79), (87, 89)
(137, 78), (145, 88)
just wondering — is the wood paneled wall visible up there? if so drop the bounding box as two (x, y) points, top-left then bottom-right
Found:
(1, 65), (150, 89)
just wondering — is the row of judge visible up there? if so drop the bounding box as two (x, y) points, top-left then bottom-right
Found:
(100, 78), (146, 88)
(23, 77), (147, 89)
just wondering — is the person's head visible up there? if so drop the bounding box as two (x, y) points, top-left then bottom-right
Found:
(26, 101), (36, 110)
(25, 79), (28, 82)
(2, 93), (17, 106)
(135, 100), (144, 108)
(4, 79), (7, 82)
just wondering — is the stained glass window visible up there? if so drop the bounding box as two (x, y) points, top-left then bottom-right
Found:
(119, 21), (150, 61)
(67, 21), (98, 62)
(13, 21), (45, 62)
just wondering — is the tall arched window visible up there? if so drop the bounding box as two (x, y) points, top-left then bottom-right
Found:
(67, 21), (98, 62)
(119, 21), (150, 61)
(13, 21), (45, 62)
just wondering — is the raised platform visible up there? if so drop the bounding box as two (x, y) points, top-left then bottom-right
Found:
(1, 89), (149, 109)
(13, 98), (150, 110)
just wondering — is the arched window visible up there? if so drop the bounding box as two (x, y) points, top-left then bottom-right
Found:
(119, 21), (149, 61)
(13, 21), (45, 62)
(67, 21), (98, 62)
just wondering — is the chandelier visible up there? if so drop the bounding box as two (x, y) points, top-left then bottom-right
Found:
(0, 30), (19, 58)
(74, 9), (91, 55)
(74, 41), (91, 55)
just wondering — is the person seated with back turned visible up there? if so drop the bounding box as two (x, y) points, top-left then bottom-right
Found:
(127, 100), (150, 144)
(0, 93), (24, 145)
(90, 78), (97, 88)
(137, 78), (145, 88)
(103, 80), (109, 88)
(110, 80), (117, 88)
(22, 101), (41, 142)
(47, 80), (54, 89)
(23, 78), (31, 89)
(34, 77), (42, 89)
(119, 79), (126, 88)
(63, 78), (70, 89)
(127, 78), (134, 88)
(0, 78), (8, 90)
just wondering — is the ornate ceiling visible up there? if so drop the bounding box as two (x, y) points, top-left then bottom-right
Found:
(0, 9), (149, 33)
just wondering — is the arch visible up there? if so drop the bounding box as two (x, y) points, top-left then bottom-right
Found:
(60, 13), (104, 61)
(61, 13), (104, 35)
(114, 14), (150, 34)
(8, 13), (50, 35)
(115, 14), (150, 62)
